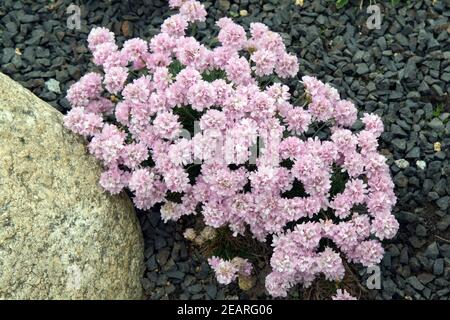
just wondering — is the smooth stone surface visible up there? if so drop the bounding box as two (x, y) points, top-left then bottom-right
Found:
(0, 72), (144, 299)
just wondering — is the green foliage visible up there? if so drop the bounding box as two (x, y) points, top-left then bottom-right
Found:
(282, 178), (307, 198)
(173, 105), (200, 134)
(336, 0), (348, 9)
(433, 104), (444, 118)
(168, 59), (184, 76)
(165, 191), (184, 203)
(211, 228), (244, 260)
(330, 166), (348, 197)
(185, 163), (202, 184)
(202, 68), (226, 82)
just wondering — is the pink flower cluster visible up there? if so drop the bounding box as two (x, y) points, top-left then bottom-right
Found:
(64, 0), (398, 299)
(208, 256), (253, 285)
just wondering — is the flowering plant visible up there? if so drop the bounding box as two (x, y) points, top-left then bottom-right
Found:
(64, 0), (398, 299)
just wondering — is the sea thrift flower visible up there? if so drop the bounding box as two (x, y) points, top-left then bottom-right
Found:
(160, 201), (183, 222)
(63, 107), (103, 137)
(208, 256), (252, 285)
(104, 66), (128, 94)
(128, 168), (159, 210)
(65, 1), (398, 300)
(208, 257), (239, 285)
(175, 37), (209, 70)
(225, 56), (253, 86)
(123, 38), (148, 59)
(334, 99), (357, 127)
(332, 289), (357, 300)
(153, 111), (182, 140)
(149, 33), (175, 56)
(251, 49), (277, 76)
(361, 113), (384, 137)
(168, 138), (193, 166)
(99, 166), (129, 194)
(275, 53), (299, 78)
(187, 80), (216, 111)
(66, 72), (103, 107)
(104, 50), (129, 69)
(92, 42), (119, 66)
(168, 0), (185, 8)
(179, 0), (207, 22)
(88, 124), (125, 165)
(87, 27), (115, 51)
(85, 97), (114, 114)
(161, 14), (188, 38)
(122, 75), (152, 104)
(217, 18), (247, 50)
(120, 142), (148, 169)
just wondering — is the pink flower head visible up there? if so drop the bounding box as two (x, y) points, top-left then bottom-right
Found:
(225, 56), (253, 86)
(275, 53), (299, 78)
(199, 109), (227, 131)
(210, 46), (239, 68)
(179, 0), (207, 22)
(168, 0), (186, 8)
(63, 107), (103, 137)
(149, 33), (175, 56)
(104, 50), (129, 69)
(87, 27), (115, 51)
(217, 18), (247, 50)
(267, 83), (291, 103)
(208, 256), (239, 285)
(122, 75), (152, 104)
(84, 97), (114, 114)
(123, 38), (148, 68)
(332, 289), (357, 300)
(92, 42), (119, 66)
(334, 99), (357, 127)
(103, 66), (128, 94)
(175, 37), (209, 70)
(347, 239), (384, 267)
(99, 166), (130, 194)
(161, 14), (188, 38)
(66, 72), (103, 107)
(152, 111), (182, 140)
(128, 168), (160, 209)
(250, 22), (269, 40)
(317, 247), (345, 281)
(283, 107), (312, 134)
(120, 142), (148, 169)
(187, 80), (216, 111)
(88, 124), (126, 165)
(251, 49), (277, 76)
(362, 113), (384, 137)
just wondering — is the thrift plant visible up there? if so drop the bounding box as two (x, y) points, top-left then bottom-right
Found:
(64, 0), (399, 299)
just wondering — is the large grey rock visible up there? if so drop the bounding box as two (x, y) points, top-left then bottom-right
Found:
(0, 72), (144, 299)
